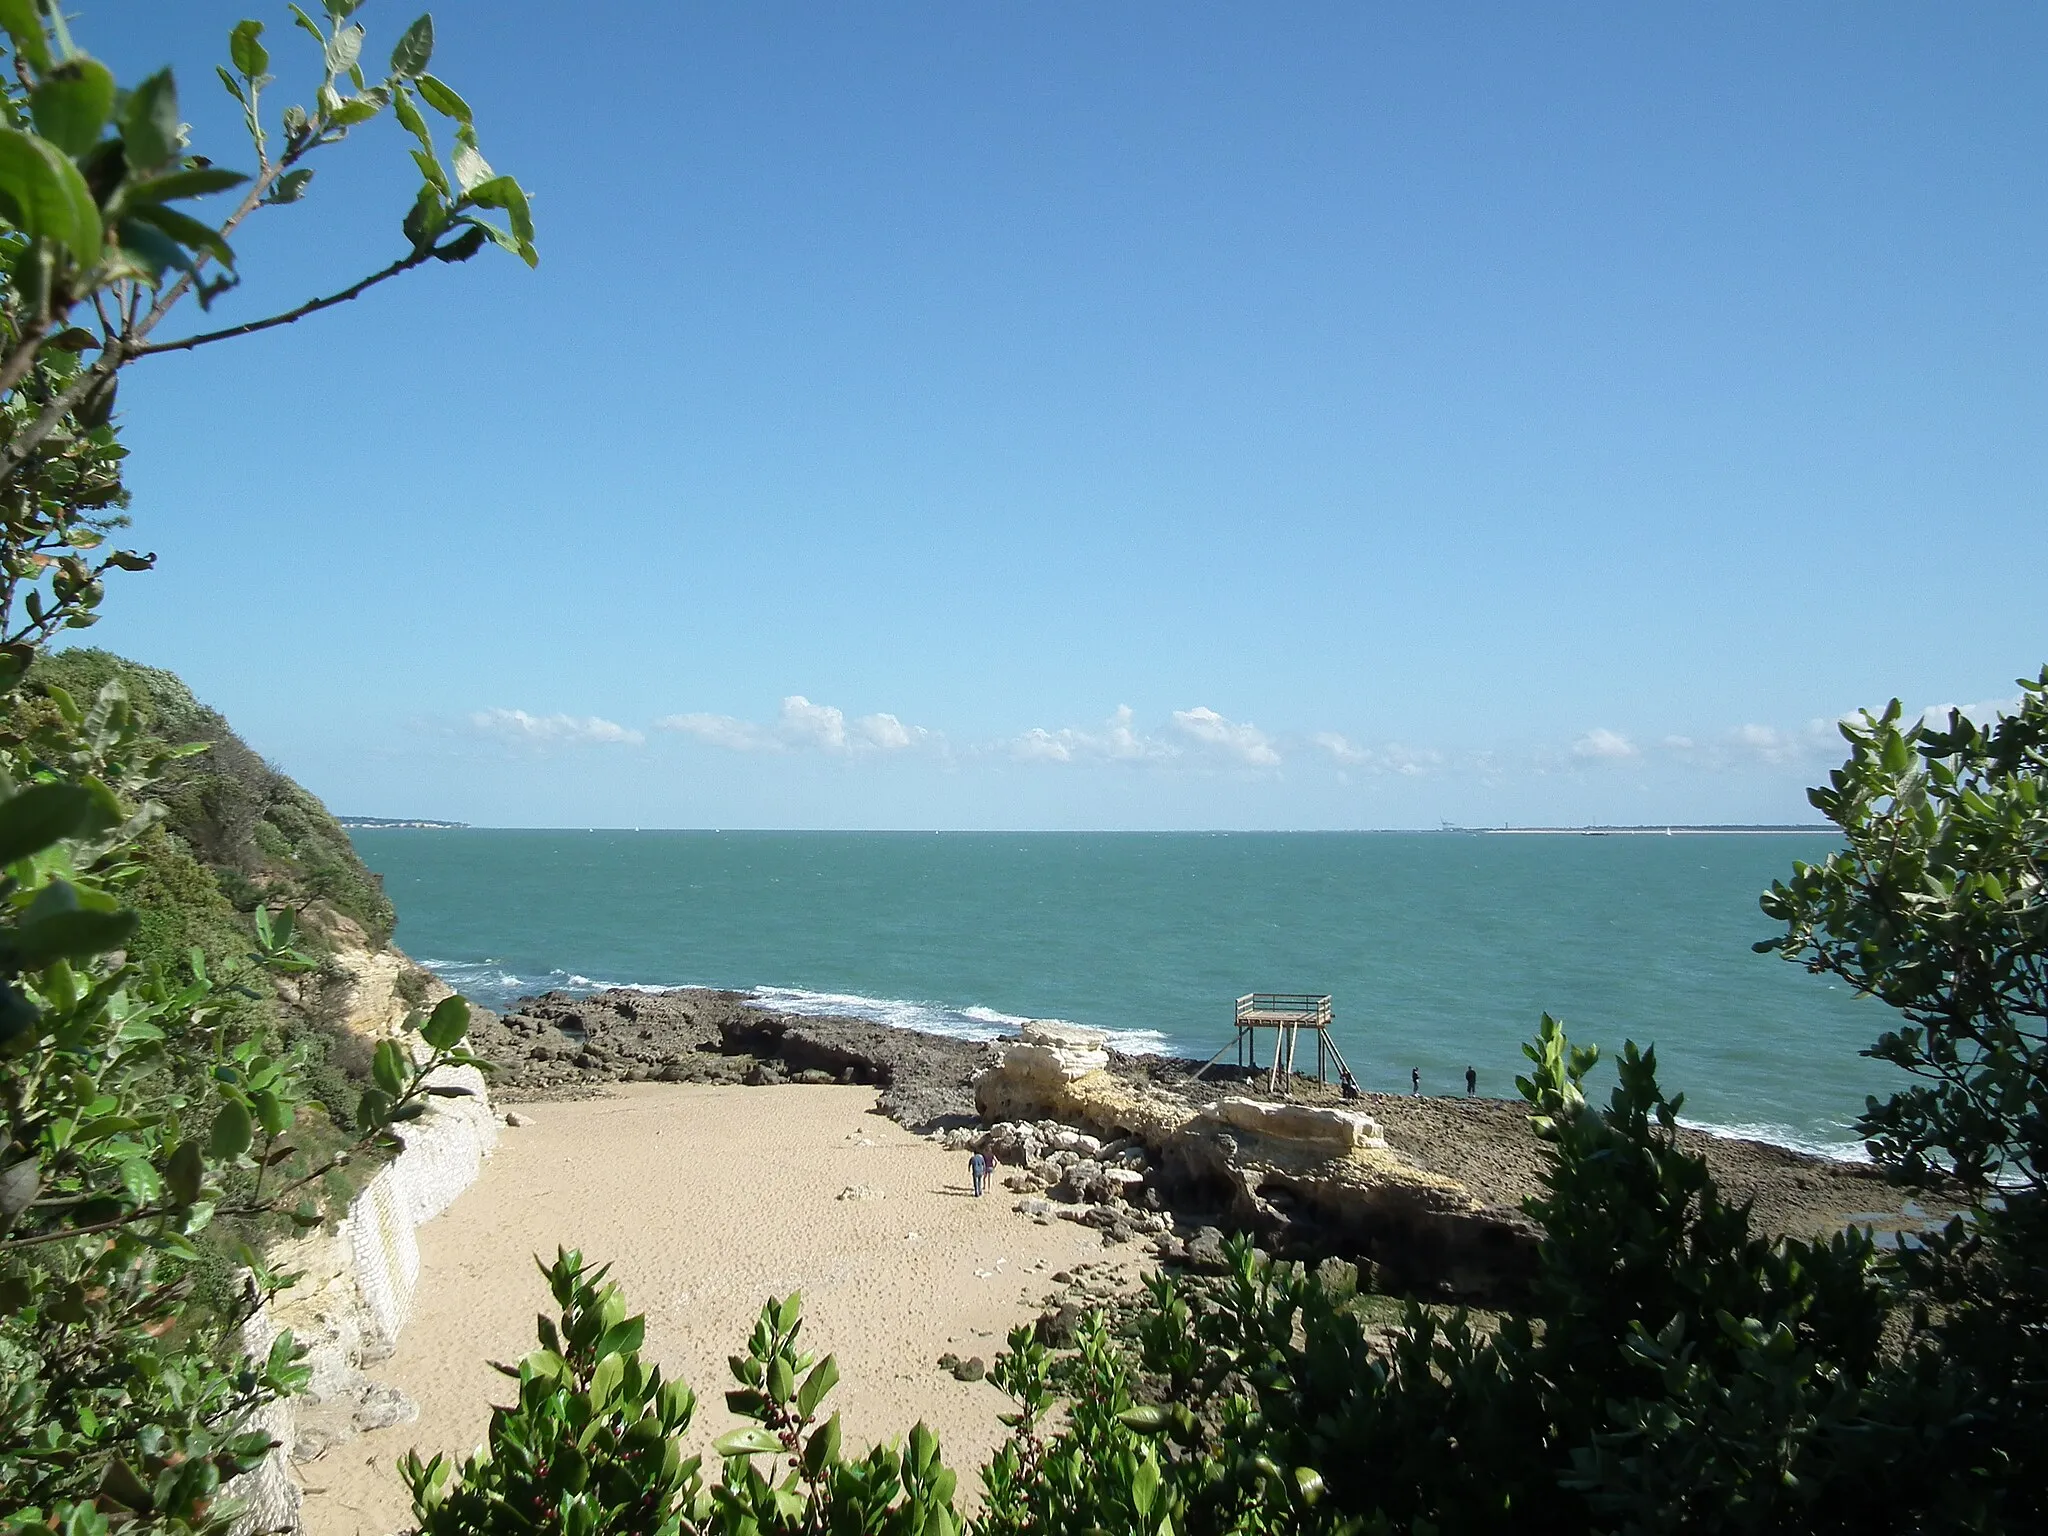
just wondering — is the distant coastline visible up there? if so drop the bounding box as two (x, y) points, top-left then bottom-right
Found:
(1475, 824), (1834, 836)
(338, 816), (470, 830)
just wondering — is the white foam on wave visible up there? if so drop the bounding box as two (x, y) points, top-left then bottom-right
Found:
(417, 961), (1170, 1056)
(1678, 1116), (1872, 1165)
(750, 985), (1171, 1056)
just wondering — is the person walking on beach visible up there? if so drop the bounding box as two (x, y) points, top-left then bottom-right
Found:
(1466, 1065), (1477, 1096)
(969, 1150), (987, 1197)
(1411, 1067), (1421, 1096)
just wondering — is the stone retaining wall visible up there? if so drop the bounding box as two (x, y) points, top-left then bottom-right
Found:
(230, 1061), (497, 1535)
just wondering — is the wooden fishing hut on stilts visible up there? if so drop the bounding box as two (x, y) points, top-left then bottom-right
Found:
(1192, 993), (1356, 1096)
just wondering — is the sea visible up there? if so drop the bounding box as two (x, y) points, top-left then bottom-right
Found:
(346, 829), (1892, 1162)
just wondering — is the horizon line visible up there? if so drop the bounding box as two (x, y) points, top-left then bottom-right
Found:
(340, 821), (1840, 836)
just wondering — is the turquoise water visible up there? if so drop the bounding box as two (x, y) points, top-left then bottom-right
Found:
(348, 829), (1893, 1158)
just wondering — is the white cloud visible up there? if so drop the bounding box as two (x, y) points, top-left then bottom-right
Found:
(1007, 705), (1176, 765)
(1311, 732), (1439, 777)
(778, 695), (848, 752)
(660, 712), (775, 752)
(1917, 694), (2023, 730)
(1009, 704), (1281, 769)
(469, 708), (644, 747)
(856, 711), (918, 751)
(1171, 706), (1281, 767)
(656, 695), (933, 755)
(1572, 728), (1638, 761)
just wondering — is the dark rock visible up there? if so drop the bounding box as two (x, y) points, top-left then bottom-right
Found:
(1184, 1227), (1229, 1273)
(1037, 1302), (1088, 1348)
(465, 987), (995, 1128)
(950, 1355), (986, 1382)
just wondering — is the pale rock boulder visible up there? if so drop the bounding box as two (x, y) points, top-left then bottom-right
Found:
(992, 1022), (1110, 1087)
(1194, 1096), (1386, 1152)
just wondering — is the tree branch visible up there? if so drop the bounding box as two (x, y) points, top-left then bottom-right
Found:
(128, 248), (432, 359)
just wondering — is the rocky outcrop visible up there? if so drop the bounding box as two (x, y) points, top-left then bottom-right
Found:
(318, 943), (425, 1041)
(974, 1025), (1538, 1302)
(1194, 1095), (1386, 1152)
(466, 988), (995, 1129)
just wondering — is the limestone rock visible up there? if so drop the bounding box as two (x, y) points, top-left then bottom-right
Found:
(1194, 1096), (1386, 1152)
(986, 1023), (1110, 1095)
(837, 1184), (884, 1202)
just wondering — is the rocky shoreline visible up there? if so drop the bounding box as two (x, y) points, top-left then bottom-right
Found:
(467, 986), (1940, 1281)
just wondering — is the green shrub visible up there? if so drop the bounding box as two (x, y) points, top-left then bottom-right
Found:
(404, 1252), (961, 1536)
(0, 2), (533, 1530)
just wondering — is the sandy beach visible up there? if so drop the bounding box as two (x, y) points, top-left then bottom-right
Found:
(299, 1084), (1149, 1536)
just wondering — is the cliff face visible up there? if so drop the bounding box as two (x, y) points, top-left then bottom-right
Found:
(23, 649), (438, 1113)
(12, 653), (505, 1534)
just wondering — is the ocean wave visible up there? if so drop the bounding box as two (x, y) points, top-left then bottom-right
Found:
(1677, 1116), (1872, 1165)
(417, 961), (1170, 1056)
(745, 985), (1170, 1055)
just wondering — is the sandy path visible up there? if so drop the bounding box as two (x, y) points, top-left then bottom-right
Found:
(300, 1084), (1146, 1536)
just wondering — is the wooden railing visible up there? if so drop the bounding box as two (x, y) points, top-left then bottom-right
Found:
(1235, 993), (1333, 1024)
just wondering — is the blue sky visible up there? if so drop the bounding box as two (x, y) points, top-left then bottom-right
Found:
(83, 2), (2048, 829)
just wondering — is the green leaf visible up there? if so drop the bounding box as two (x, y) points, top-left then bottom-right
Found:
(166, 1140), (204, 1205)
(422, 993), (469, 1050)
(430, 223), (484, 262)
(0, 0), (51, 73)
(4, 905), (137, 968)
(596, 1316), (644, 1360)
(803, 1412), (841, 1476)
(0, 980), (39, 1053)
(796, 1353), (838, 1418)
(451, 141), (490, 194)
(325, 22), (364, 79)
(0, 781), (94, 865)
(210, 1099), (253, 1161)
(712, 1426), (783, 1458)
(415, 73), (471, 123)
(392, 85), (433, 151)
(372, 1038), (407, 1097)
(390, 14), (433, 77)
(230, 20), (269, 78)
(120, 68), (182, 172)
(265, 167), (313, 205)
(31, 58), (116, 158)
(115, 214), (191, 279)
(127, 166), (249, 204)
(329, 93), (383, 128)
(468, 174), (534, 244)
(127, 201), (235, 269)
(356, 1086), (392, 1128)
(0, 126), (104, 262)
(251, 1088), (292, 1137)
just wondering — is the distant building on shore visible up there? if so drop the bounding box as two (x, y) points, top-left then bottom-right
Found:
(338, 817), (470, 830)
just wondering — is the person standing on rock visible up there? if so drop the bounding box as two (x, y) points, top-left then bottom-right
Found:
(969, 1150), (987, 1197)
(1411, 1067), (1421, 1096)
(1466, 1065), (1477, 1096)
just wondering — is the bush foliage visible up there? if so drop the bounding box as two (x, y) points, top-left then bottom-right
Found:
(0, 1), (533, 1532)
